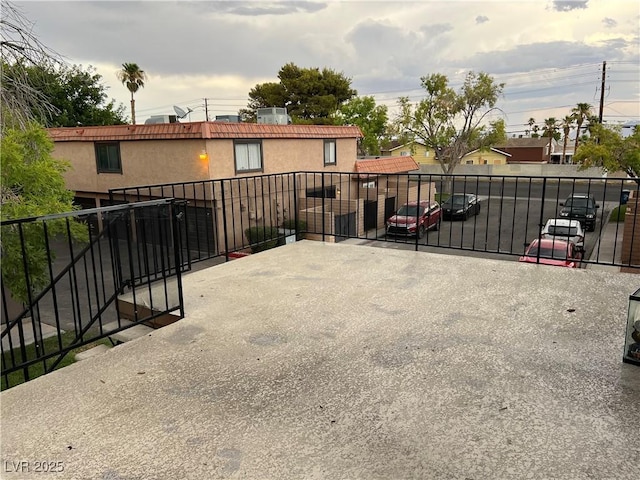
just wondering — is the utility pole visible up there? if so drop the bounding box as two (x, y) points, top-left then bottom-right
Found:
(598, 61), (606, 123)
(204, 98), (210, 122)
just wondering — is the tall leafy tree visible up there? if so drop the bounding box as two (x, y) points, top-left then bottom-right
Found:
(1, 3), (86, 302)
(1, 124), (86, 302)
(574, 124), (640, 182)
(479, 118), (507, 147)
(243, 62), (357, 125)
(396, 71), (504, 178)
(335, 96), (388, 156)
(117, 62), (146, 124)
(561, 115), (574, 164)
(2, 62), (126, 126)
(572, 102), (593, 155)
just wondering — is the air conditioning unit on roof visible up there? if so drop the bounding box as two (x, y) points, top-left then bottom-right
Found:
(144, 115), (178, 125)
(257, 107), (292, 125)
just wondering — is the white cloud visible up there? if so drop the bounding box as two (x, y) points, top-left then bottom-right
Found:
(11, 0), (639, 131)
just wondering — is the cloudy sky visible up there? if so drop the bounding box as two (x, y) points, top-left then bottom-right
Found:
(12, 0), (640, 135)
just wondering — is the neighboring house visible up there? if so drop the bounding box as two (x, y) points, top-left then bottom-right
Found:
(495, 137), (559, 163)
(550, 145), (575, 164)
(48, 121), (363, 208)
(461, 148), (511, 165)
(387, 141), (437, 165)
(47, 121), (367, 253)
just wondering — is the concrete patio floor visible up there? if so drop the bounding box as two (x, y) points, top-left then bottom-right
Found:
(1, 240), (639, 479)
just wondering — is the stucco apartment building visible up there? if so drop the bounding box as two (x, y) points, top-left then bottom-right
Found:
(49, 121), (362, 207)
(48, 121), (429, 250)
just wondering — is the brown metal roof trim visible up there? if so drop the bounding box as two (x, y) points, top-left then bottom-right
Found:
(47, 122), (363, 142)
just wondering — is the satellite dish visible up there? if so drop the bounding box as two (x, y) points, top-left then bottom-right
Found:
(173, 105), (193, 119)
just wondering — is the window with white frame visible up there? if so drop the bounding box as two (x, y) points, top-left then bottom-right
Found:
(234, 140), (263, 173)
(324, 139), (336, 166)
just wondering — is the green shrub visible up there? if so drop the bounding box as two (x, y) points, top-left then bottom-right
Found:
(610, 205), (627, 222)
(244, 226), (281, 253)
(282, 218), (307, 231)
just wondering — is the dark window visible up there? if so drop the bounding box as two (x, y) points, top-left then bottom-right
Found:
(324, 139), (336, 166)
(306, 186), (337, 199)
(95, 142), (122, 173)
(234, 140), (263, 173)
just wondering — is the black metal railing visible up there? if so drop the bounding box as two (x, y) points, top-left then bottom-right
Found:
(3, 172), (638, 387)
(111, 172), (640, 270)
(110, 173), (299, 262)
(1, 199), (185, 389)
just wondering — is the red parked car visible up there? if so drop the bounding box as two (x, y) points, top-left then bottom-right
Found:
(386, 201), (441, 239)
(519, 238), (583, 268)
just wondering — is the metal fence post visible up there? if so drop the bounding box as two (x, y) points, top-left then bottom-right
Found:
(293, 173), (299, 237)
(321, 174), (326, 241)
(536, 177), (548, 264)
(415, 175), (422, 251)
(221, 180), (230, 261)
(171, 200), (185, 319)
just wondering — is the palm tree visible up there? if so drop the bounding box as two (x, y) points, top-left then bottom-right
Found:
(532, 125), (540, 138)
(527, 117), (536, 137)
(117, 63), (146, 124)
(585, 114), (599, 135)
(571, 103), (592, 157)
(542, 117), (558, 162)
(561, 115), (574, 164)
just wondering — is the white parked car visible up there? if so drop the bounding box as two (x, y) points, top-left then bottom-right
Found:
(541, 218), (585, 252)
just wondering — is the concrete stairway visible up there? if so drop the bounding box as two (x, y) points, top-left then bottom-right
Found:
(102, 319), (155, 344)
(74, 320), (156, 362)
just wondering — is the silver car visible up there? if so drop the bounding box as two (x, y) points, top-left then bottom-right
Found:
(541, 218), (585, 252)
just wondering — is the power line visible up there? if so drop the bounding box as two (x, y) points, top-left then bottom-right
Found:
(132, 60), (637, 122)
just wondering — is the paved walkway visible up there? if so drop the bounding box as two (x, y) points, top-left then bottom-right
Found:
(586, 218), (625, 272)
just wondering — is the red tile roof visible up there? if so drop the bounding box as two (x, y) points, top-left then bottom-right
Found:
(355, 156), (419, 175)
(47, 122), (363, 142)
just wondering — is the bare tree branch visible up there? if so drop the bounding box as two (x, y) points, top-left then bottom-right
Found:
(1, 1), (62, 130)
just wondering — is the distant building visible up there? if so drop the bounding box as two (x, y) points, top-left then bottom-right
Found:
(495, 137), (560, 163)
(461, 148), (511, 165)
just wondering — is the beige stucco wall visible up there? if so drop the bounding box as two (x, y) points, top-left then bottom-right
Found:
(54, 139), (210, 195)
(55, 137), (358, 197)
(417, 163), (611, 178)
(219, 137), (356, 177)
